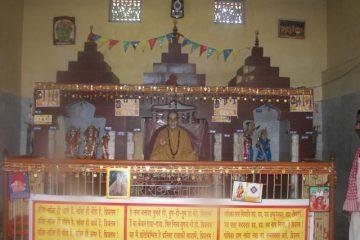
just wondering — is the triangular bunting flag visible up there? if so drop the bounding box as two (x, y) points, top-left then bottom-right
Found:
(131, 41), (140, 50)
(122, 41), (130, 53)
(216, 49), (223, 59)
(206, 47), (216, 59)
(199, 45), (208, 56)
(182, 38), (191, 47)
(157, 36), (166, 48)
(232, 49), (241, 59)
(139, 41), (147, 52)
(223, 49), (233, 61)
(166, 33), (173, 42)
(191, 42), (200, 53)
(88, 34), (101, 42)
(108, 39), (119, 50)
(148, 38), (157, 50)
(96, 38), (109, 49)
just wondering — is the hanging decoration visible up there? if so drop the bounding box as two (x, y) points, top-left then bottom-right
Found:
(148, 38), (157, 50)
(122, 41), (130, 52)
(131, 40), (140, 50)
(86, 28), (250, 62)
(199, 45), (207, 57)
(108, 39), (119, 50)
(34, 82), (313, 106)
(170, 0), (184, 19)
(223, 49), (233, 61)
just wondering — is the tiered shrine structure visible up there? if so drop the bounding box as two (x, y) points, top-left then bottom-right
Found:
(2, 27), (335, 240)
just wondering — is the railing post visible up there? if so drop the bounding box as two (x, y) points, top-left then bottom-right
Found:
(233, 132), (244, 161)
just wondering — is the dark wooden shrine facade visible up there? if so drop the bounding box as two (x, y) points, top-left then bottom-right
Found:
(32, 32), (315, 161)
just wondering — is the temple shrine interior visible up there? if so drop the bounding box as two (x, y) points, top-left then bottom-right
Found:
(0, 1), (360, 240)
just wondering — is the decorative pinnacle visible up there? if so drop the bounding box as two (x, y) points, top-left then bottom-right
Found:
(255, 30), (259, 47)
(173, 20), (178, 37)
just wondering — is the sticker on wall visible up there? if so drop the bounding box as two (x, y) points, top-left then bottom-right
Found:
(53, 16), (76, 45)
(114, 99), (139, 116)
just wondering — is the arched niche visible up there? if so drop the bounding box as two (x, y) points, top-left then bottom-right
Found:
(64, 101), (106, 158)
(248, 104), (290, 161)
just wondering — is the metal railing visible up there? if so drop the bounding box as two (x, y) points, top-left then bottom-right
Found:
(2, 158), (335, 240)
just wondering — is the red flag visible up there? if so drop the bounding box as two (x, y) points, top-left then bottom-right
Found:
(199, 45), (208, 56)
(148, 38), (157, 50)
(108, 39), (119, 50)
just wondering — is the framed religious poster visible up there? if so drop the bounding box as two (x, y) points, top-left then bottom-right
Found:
(35, 89), (60, 107)
(309, 186), (329, 212)
(114, 99), (139, 116)
(231, 181), (263, 203)
(106, 168), (131, 199)
(53, 16), (76, 45)
(290, 94), (314, 112)
(8, 172), (30, 199)
(278, 19), (305, 39)
(213, 99), (238, 116)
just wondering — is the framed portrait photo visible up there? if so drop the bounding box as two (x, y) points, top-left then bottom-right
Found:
(278, 19), (305, 39)
(53, 16), (76, 45)
(106, 168), (131, 198)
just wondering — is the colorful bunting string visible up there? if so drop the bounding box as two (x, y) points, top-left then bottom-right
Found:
(87, 31), (249, 61)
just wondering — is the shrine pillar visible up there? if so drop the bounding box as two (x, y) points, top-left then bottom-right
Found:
(47, 128), (56, 158)
(213, 133), (223, 197)
(108, 131), (116, 160)
(291, 133), (299, 198)
(127, 132), (135, 160)
(214, 133), (222, 161)
(233, 132), (244, 161)
(54, 116), (66, 158)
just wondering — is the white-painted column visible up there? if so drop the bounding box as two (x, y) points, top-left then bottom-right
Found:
(127, 132), (135, 160)
(108, 131), (116, 160)
(54, 116), (66, 158)
(233, 132), (244, 161)
(48, 128), (56, 158)
(213, 133), (223, 197)
(214, 133), (222, 161)
(291, 133), (299, 198)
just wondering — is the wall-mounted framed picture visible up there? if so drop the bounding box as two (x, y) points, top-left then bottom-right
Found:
(53, 16), (76, 45)
(106, 168), (131, 198)
(278, 19), (305, 39)
(8, 172), (30, 199)
(309, 186), (329, 212)
(231, 181), (263, 203)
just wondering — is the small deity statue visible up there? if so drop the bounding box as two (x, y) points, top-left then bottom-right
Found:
(256, 129), (272, 161)
(102, 131), (111, 159)
(243, 121), (258, 161)
(65, 127), (80, 158)
(83, 125), (99, 158)
(165, 73), (178, 86)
